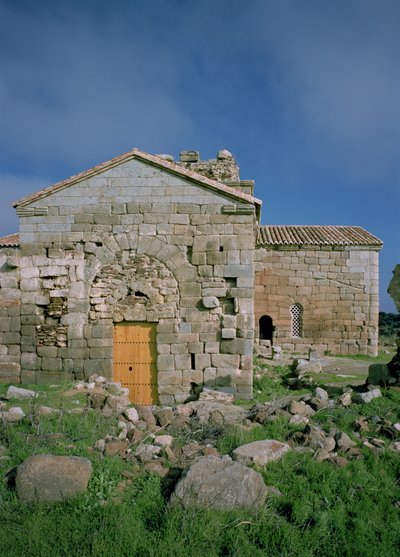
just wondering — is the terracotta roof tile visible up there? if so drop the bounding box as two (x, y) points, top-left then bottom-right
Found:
(257, 226), (382, 247)
(0, 233), (20, 247)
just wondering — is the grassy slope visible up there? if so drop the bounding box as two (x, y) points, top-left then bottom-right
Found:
(1, 365), (400, 557)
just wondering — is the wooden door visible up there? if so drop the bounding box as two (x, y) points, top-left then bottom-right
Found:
(113, 322), (158, 405)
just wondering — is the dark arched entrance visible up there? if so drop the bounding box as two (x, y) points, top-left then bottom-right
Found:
(259, 315), (274, 344)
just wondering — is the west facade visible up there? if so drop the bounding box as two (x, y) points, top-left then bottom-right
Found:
(0, 149), (382, 401)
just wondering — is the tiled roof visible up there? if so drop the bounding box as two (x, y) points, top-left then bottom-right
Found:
(0, 233), (20, 247)
(257, 226), (383, 247)
(13, 148), (262, 209)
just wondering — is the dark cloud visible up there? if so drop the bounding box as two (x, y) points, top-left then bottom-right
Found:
(0, 0), (398, 310)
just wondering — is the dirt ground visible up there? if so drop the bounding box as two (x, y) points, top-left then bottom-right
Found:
(268, 351), (396, 387)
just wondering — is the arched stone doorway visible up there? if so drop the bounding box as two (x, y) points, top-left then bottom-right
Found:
(259, 315), (274, 344)
(89, 253), (179, 403)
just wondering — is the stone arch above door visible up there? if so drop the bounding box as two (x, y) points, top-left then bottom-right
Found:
(89, 253), (179, 322)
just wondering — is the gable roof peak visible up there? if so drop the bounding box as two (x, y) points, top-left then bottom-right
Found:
(13, 148), (261, 209)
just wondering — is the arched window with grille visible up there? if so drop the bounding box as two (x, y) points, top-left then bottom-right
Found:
(290, 303), (303, 338)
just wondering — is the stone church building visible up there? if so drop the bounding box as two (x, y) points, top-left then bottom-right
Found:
(0, 149), (382, 403)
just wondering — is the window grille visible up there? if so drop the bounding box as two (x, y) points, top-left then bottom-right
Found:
(290, 303), (303, 338)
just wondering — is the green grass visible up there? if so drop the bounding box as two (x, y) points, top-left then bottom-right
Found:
(1, 446), (399, 557)
(1, 369), (400, 556)
(330, 350), (396, 363)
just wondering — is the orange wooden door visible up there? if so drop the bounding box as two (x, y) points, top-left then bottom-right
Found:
(113, 323), (158, 405)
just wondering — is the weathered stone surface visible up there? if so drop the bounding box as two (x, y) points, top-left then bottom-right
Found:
(136, 405), (157, 427)
(16, 455), (92, 502)
(154, 434), (173, 447)
(170, 455), (267, 511)
(337, 392), (352, 407)
(202, 296), (219, 309)
(288, 401), (315, 418)
(198, 387), (234, 404)
(0, 406), (25, 422)
(123, 407), (140, 423)
(104, 439), (129, 456)
(289, 414), (309, 426)
(135, 443), (161, 463)
(353, 388), (382, 404)
(188, 401), (247, 425)
(6, 385), (38, 400)
(313, 448), (331, 462)
(313, 387), (329, 401)
(232, 440), (291, 466)
(143, 462), (169, 477)
(157, 407), (174, 427)
(335, 432), (356, 452)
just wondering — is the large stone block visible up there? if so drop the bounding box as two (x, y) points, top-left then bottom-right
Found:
(21, 352), (42, 371)
(211, 354), (240, 368)
(83, 359), (112, 377)
(170, 456), (267, 511)
(221, 339), (252, 355)
(41, 358), (63, 372)
(157, 371), (182, 386)
(157, 354), (175, 371)
(16, 455), (92, 502)
(0, 362), (21, 382)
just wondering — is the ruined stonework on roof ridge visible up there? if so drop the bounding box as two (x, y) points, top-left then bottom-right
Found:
(0, 147), (382, 396)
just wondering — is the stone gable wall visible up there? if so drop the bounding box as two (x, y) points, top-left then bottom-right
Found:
(1, 159), (255, 401)
(254, 246), (379, 356)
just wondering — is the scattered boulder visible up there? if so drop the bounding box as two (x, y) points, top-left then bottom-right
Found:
(102, 393), (130, 416)
(154, 435), (173, 447)
(329, 456), (348, 467)
(123, 407), (139, 423)
(308, 397), (329, 411)
(6, 386), (38, 400)
(157, 407), (175, 427)
(198, 388), (234, 404)
(0, 407), (26, 423)
(170, 455), (267, 511)
(16, 455), (92, 502)
(36, 406), (60, 416)
(289, 414), (309, 426)
(313, 387), (329, 401)
(322, 437), (336, 452)
(143, 462), (169, 478)
(353, 388), (382, 404)
(104, 439), (129, 457)
(313, 448), (331, 462)
(136, 405), (157, 427)
(338, 393), (352, 407)
(288, 401), (315, 418)
(335, 432), (356, 452)
(232, 440), (291, 466)
(188, 401), (247, 425)
(134, 444), (161, 463)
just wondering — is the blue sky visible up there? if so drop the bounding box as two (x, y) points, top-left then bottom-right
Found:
(0, 0), (399, 311)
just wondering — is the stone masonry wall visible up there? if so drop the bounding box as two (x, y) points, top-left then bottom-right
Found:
(7, 158), (255, 401)
(254, 246), (380, 356)
(0, 247), (21, 382)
